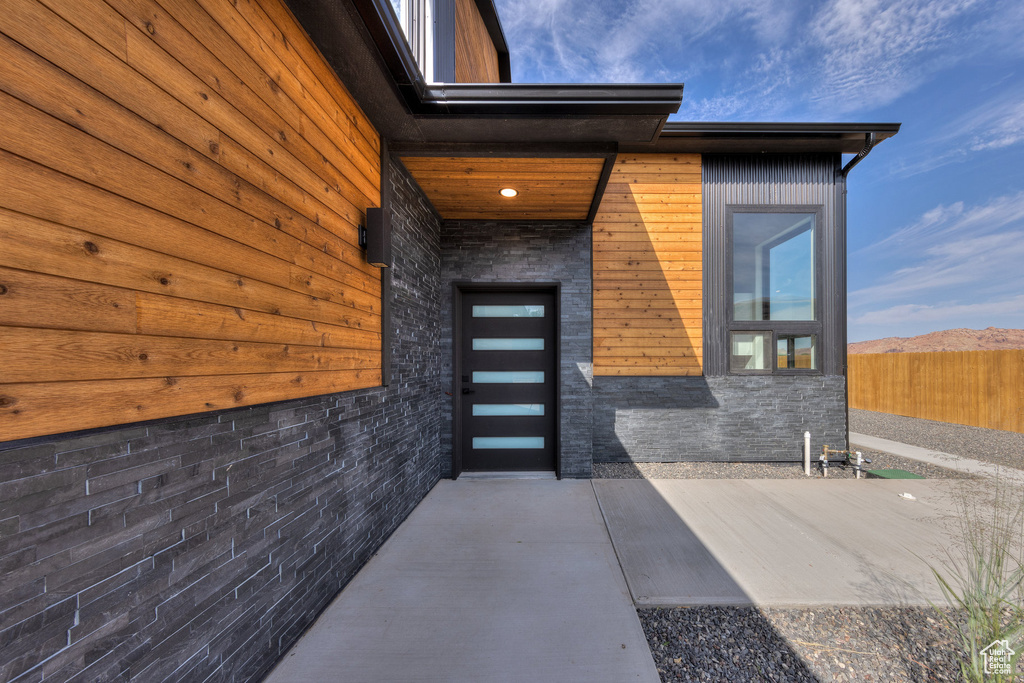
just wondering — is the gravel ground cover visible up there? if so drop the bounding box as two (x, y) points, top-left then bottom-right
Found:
(641, 606), (963, 682)
(851, 408), (1024, 472)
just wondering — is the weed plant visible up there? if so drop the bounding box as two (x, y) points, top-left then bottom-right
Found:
(931, 477), (1024, 681)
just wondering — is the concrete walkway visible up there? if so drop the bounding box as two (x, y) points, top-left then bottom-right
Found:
(263, 472), (979, 682)
(850, 432), (1024, 485)
(264, 479), (659, 683)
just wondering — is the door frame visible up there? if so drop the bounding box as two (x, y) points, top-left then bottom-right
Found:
(451, 281), (562, 479)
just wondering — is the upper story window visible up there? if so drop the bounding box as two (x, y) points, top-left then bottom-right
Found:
(392, 0), (435, 82)
(728, 207), (823, 373)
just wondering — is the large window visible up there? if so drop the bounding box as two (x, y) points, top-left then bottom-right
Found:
(728, 207), (822, 373)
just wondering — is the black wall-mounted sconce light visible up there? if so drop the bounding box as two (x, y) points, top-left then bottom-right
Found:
(358, 207), (391, 268)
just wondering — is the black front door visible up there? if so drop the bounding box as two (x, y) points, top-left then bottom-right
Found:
(458, 289), (557, 472)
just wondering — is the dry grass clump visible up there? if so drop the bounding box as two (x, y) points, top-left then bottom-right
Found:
(931, 476), (1024, 681)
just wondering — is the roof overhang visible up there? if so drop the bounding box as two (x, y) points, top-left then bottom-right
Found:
(284, 0), (898, 151)
(283, 0), (683, 144)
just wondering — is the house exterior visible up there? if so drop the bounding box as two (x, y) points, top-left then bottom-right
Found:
(0, 0), (898, 680)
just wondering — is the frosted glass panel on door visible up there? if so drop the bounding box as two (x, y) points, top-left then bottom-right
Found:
(472, 338), (545, 351)
(472, 305), (545, 318)
(472, 371), (544, 384)
(472, 404), (545, 416)
(473, 437), (545, 449)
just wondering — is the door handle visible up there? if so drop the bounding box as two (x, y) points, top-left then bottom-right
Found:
(462, 388), (475, 395)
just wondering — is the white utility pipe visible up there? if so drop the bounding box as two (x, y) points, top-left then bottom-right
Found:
(804, 431), (811, 476)
(856, 451), (863, 479)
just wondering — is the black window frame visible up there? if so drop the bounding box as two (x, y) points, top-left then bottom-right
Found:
(726, 204), (825, 375)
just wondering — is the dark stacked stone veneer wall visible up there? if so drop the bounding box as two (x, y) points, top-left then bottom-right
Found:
(439, 222), (594, 478)
(593, 375), (847, 462)
(0, 158), (444, 683)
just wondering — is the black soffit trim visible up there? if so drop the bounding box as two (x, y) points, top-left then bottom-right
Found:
(586, 153), (618, 225)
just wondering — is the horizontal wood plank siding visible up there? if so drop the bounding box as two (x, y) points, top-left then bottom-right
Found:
(849, 350), (1024, 433)
(0, 0), (381, 442)
(454, 0), (499, 83)
(593, 154), (703, 376)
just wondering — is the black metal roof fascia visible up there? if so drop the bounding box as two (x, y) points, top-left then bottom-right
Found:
(661, 121), (901, 140)
(637, 121), (902, 154)
(348, 0), (683, 118)
(348, 0), (430, 96)
(471, 0), (511, 82)
(418, 84), (684, 116)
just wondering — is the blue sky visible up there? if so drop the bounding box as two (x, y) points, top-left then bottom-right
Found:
(493, 0), (1024, 342)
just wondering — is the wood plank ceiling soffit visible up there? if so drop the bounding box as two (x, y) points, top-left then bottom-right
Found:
(398, 156), (607, 220)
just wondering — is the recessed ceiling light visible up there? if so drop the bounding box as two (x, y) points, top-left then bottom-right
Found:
(499, 188), (518, 198)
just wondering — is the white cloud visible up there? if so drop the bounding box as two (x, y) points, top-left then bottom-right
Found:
(850, 193), (1024, 324)
(498, 0), (802, 86)
(964, 97), (1024, 151)
(852, 229), (1024, 303)
(885, 87), (1024, 178)
(851, 296), (1024, 326)
(807, 0), (986, 114)
(857, 192), (1024, 255)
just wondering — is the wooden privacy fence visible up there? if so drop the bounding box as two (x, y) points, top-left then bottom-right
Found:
(848, 350), (1024, 433)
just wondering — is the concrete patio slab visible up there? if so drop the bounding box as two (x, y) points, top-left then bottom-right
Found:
(594, 478), (973, 607)
(263, 479), (659, 683)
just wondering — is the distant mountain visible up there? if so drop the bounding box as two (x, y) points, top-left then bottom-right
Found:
(848, 327), (1024, 354)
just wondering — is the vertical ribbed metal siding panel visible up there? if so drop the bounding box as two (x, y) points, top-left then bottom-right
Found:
(433, 0), (456, 83)
(702, 157), (728, 376)
(702, 154), (844, 376)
